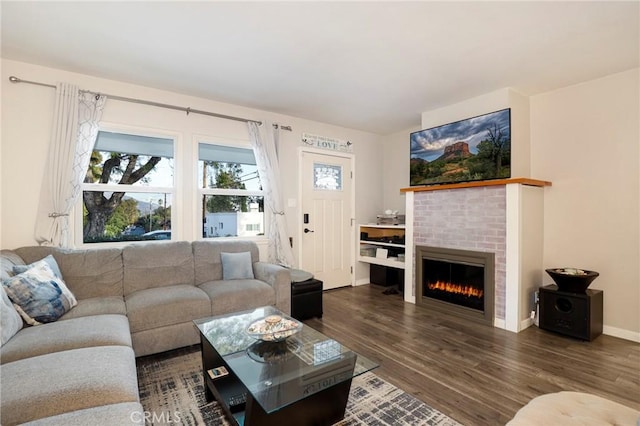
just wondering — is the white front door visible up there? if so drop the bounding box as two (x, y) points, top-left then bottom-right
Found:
(300, 150), (353, 290)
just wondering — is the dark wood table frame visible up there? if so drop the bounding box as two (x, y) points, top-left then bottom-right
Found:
(200, 335), (353, 426)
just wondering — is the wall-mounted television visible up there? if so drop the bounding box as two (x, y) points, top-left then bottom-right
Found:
(410, 108), (511, 186)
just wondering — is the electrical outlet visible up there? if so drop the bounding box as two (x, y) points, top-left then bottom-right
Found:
(531, 290), (539, 308)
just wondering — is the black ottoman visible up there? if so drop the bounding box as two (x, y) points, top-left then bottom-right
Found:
(291, 278), (323, 321)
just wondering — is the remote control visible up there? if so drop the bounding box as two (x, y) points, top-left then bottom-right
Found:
(207, 366), (229, 380)
(228, 392), (247, 413)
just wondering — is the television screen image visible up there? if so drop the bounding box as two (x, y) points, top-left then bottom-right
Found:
(410, 108), (511, 186)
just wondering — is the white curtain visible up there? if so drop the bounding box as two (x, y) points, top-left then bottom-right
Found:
(247, 121), (297, 268)
(35, 83), (106, 247)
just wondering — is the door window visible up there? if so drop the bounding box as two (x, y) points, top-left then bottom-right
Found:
(313, 163), (342, 190)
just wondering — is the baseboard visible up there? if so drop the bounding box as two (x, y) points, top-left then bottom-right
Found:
(503, 322), (639, 342)
(603, 325), (640, 343)
(355, 278), (370, 286)
(519, 317), (534, 331)
(495, 317), (541, 333)
(493, 318), (506, 330)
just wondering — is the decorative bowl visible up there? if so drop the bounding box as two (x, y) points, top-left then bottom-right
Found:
(246, 315), (302, 342)
(545, 268), (599, 293)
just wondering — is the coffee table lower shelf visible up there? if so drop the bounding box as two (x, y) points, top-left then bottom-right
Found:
(201, 339), (352, 426)
(201, 337), (352, 426)
(204, 374), (247, 424)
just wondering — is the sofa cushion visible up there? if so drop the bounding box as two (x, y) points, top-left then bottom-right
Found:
(21, 402), (144, 426)
(193, 240), (260, 285)
(58, 296), (127, 321)
(0, 286), (22, 347)
(15, 246), (124, 300)
(125, 285), (211, 332)
(0, 314), (132, 364)
(199, 279), (275, 316)
(0, 345), (139, 425)
(0, 249), (25, 281)
(2, 260), (77, 325)
(130, 322), (200, 357)
(221, 251), (255, 280)
(123, 241), (195, 295)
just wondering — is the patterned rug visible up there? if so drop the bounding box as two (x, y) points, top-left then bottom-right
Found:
(136, 345), (461, 425)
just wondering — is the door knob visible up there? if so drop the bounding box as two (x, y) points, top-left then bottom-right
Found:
(304, 228), (314, 233)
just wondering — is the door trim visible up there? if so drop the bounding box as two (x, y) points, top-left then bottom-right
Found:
(297, 147), (356, 287)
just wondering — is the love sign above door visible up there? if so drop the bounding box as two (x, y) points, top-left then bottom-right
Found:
(301, 133), (353, 153)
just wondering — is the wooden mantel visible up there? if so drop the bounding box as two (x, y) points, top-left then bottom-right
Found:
(400, 177), (551, 193)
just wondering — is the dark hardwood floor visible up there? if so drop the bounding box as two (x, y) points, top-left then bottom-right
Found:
(303, 284), (640, 425)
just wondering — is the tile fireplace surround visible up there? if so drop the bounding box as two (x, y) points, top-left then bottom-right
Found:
(401, 178), (551, 333)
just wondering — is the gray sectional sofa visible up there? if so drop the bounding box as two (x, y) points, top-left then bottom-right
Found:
(0, 239), (291, 425)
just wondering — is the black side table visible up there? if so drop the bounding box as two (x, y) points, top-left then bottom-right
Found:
(538, 284), (603, 341)
(291, 278), (323, 321)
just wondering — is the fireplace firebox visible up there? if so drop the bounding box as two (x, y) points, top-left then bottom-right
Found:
(416, 246), (494, 325)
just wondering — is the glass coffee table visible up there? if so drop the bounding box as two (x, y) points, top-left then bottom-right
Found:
(194, 306), (378, 426)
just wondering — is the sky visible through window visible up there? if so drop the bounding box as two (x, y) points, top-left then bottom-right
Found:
(91, 140), (262, 207)
(92, 153), (174, 205)
(197, 162), (261, 191)
(128, 160), (261, 205)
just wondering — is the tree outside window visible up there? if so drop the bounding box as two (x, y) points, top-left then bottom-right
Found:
(81, 130), (174, 243)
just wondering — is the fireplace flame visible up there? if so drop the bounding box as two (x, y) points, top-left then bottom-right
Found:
(427, 280), (484, 298)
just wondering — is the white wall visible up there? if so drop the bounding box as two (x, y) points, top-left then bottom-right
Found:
(1, 59), (384, 286)
(531, 68), (640, 340)
(382, 126), (420, 213)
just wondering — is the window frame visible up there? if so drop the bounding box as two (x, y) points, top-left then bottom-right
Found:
(196, 137), (267, 241)
(72, 126), (267, 247)
(74, 123), (180, 248)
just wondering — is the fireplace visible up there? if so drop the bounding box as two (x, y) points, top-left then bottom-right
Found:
(416, 246), (494, 325)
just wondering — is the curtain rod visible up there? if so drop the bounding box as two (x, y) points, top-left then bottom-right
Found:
(9, 75), (270, 126)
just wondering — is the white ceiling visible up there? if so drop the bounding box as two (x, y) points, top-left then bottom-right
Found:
(2, 1), (638, 134)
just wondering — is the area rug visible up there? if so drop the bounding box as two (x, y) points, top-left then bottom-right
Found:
(137, 345), (461, 425)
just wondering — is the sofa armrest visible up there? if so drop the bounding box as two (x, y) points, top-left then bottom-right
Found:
(253, 262), (291, 315)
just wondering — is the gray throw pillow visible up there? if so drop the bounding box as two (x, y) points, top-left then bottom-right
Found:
(221, 252), (255, 280)
(0, 285), (23, 346)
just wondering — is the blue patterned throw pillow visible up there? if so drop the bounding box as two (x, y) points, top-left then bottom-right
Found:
(2, 260), (77, 325)
(12, 254), (63, 279)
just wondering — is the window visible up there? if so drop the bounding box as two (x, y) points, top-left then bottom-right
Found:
(314, 163), (342, 190)
(199, 142), (264, 238)
(80, 130), (175, 243)
(246, 223), (261, 232)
